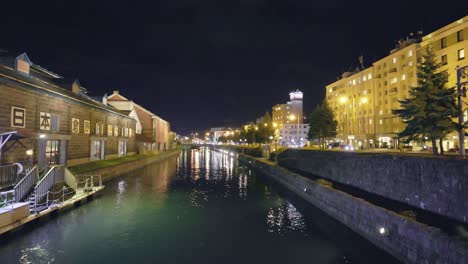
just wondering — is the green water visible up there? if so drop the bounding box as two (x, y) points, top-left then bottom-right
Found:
(0, 148), (399, 263)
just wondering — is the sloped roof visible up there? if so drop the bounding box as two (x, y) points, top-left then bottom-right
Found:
(0, 61), (133, 120)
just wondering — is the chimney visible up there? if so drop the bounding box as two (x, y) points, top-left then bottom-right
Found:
(103, 93), (108, 105)
(72, 79), (81, 94)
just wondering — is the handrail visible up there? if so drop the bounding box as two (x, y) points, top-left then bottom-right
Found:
(34, 165), (64, 210)
(14, 166), (38, 202)
(0, 190), (15, 208)
(76, 174), (103, 189)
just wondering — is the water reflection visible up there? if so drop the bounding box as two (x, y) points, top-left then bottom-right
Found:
(0, 147), (399, 264)
(266, 202), (307, 234)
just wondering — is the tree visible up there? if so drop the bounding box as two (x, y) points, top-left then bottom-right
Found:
(393, 46), (458, 155)
(308, 101), (338, 149)
(255, 112), (275, 144)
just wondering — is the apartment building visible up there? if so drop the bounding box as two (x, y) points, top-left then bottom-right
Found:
(325, 16), (467, 149)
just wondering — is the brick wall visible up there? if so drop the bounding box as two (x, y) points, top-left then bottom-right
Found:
(0, 81), (136, 165)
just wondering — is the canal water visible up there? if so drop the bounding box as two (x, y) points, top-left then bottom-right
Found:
(0, 148), (399, 264)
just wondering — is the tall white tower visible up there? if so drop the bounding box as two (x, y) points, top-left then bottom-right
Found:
(289, 90), (303, 122)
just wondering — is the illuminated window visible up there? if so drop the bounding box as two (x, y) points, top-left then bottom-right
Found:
(392, 57), (397, 64)
(408, 61), (413, 67)
(401, 74), (406, 80)
(390, 77), (398, 84)
(379, 119), (383, 125)
(45, 140), (60, 165)
(91, 140), (104, 161)
(408, 50), (413, 57)
(368, 73), (372, 79)
(84, 120), (90, 134)
(72, 118), (80, 133)
(458, 49), (465, 60)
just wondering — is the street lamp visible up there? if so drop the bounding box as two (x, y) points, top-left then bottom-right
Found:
(289, 114), (300, 147)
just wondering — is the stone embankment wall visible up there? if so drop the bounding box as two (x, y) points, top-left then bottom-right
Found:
(73, 150), (180, 183)
(240, 155), (468, 264)
(278, 149), (468, 224)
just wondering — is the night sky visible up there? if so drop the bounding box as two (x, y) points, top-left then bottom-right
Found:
(2, 1), (466, 134)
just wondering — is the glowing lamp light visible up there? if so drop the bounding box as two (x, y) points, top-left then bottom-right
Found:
(339, 97), (348, 104)
(361, 97), (368, 104)
(39, 134), (46, 139)
(26, 149), (34, 156)
(379, 227), (386, 235)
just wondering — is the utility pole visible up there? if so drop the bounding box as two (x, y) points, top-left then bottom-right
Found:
(456, 66), (468, 157)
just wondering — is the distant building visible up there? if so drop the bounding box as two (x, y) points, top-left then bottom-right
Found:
(278, 123), (310, 147)
(210, 127), (237, 143)
(105, 91), (171, 153)
(0, 52), (136, 167)
(272, 90), (304, 125)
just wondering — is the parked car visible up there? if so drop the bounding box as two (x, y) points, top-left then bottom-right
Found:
(327, 142), (340, 149)
(339, 144), (354, 151)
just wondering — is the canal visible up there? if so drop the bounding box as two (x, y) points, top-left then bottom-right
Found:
(0, 148), (399, 264)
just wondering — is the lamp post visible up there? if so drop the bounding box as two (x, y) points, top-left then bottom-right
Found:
(289, 114), (299, 147)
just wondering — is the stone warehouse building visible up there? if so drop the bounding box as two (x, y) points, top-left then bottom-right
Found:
(0, 52), (136, 168)
(105, 91), (171, 153)
(326, 16), (467, 150)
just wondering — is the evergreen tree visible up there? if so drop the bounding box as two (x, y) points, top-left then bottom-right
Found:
(393, 46), (457, 155)
(308, 101), (338, 149)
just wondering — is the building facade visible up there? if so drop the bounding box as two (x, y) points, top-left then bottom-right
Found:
(0, 53), (136, 168)
(106, 91), (171, 153)
(278, 123), (310, 147)
(272, 90), (304, 125)
(326, 16), (467, 150)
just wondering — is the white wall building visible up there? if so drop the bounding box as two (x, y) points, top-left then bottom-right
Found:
(278, 123), (310, 147)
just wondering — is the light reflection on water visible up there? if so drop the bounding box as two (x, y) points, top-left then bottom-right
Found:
(0, 147), (399, 264)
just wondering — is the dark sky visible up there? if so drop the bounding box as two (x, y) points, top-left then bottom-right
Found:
(2, 0), (466, 134)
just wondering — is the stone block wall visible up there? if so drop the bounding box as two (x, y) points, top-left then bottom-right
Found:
(241, 155), (468, 264)
(278, 149), (468, 224)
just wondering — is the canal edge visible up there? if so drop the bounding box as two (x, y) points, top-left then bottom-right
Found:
(238, 154), (468, 264)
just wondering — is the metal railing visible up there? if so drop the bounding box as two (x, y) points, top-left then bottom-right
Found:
(0, 164), (19, 188)
(34, 165), (64, 208)
(0, 190), (15, 208)
(76, 174), (103, 190)
(14, 166), (38, 202)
